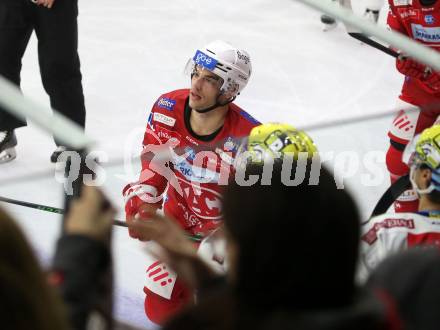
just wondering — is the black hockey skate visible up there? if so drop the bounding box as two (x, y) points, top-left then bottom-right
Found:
(321, 14), (337, 31)
(0, 130), (17, 164)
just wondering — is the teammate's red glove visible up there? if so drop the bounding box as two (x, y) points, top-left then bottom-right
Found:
(422, 71), (440, 93)
(125, 195), (162, 239)
(396, 56), (426, 79)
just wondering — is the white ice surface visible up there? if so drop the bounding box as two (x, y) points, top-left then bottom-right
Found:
(0, 0), (401, 328)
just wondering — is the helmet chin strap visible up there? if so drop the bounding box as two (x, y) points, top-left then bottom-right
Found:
(193, 95), (236, 114)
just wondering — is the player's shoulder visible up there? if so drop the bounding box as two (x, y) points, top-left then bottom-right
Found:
(361, 213), (420, 242)
(363, 212), (419, 229)
(228, 103), (260, 130)
(153, 89), (189, 112)
(147, 89), (188, 129)
(389, 0), (412, 7)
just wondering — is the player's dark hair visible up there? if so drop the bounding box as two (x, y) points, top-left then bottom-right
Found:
(223, 160), (360, 312)
(427, 190), (440, 204)
(0, 207), (69, 330)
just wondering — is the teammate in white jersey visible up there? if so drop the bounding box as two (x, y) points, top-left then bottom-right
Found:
(359, 124), (440, 280)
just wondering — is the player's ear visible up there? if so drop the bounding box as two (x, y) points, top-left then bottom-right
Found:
(421, 168), (433, 188)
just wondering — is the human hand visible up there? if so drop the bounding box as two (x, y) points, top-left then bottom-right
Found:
(34, 0), (55, 9)
(423, 71), (440, 93)
(64, 186), (115, 243)
(125, 195), (161, 239)
(396, 56), (427, 79)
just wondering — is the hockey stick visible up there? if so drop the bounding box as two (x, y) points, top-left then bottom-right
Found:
(0, 195), (203, 242)
(348, 32), (399, 58)
(294, 0), (440, 70)
(368, 174), (411, 219)
(334, 0), (400, 58)
(0, 195), (127, 227)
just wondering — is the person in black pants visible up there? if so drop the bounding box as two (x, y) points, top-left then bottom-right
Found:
(0, 0), (86, 163)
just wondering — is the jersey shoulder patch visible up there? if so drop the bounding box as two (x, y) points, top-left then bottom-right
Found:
(154, 89), (188, 111)
(361, 214), (416, 245)
(392, 0), (412, 7)
(239, 109), (260, 125)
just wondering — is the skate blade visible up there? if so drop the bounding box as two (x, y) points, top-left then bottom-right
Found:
(0, 147), (17, 164)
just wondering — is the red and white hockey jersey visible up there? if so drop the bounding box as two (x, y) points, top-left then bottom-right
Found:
(123, 89), (259, 237)
(358, 211), (440, 280)
(388, 0), (440, 106)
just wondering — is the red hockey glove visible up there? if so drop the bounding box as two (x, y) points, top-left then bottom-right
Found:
(396, 56), (426, 79)
(125, 195), (162, 239)
(422, 71), (440, 94)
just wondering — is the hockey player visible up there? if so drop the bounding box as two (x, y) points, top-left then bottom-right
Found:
(122, 40), (259, 324)
(127, 124), (396, 330)
(385, 0), (440, 212)
(321, 0), (383, 31)
(359, 125), (440, 280)
(198, 122), (319, 274)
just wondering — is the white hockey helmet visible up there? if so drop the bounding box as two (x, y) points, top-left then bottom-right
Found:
(185, 40), (252, 98)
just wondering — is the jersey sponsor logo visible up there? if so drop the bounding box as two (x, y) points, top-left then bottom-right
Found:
(193, 50), (218, 71)
(145, 260), (177, 299)
(425, 14), (435, 25)
(153, 112), (176, 127)
(147, 261), (174, 287)
(393, 0), (411, 6)
(157, 97), (176, 111)
(362, 218), (415, 245)
(397, 8), (420, 20)
(184, 146), (196, 161)
(156, 126), (181, 144)
(178, 177), (223, 220)
(185, 135), (199, 146)
(224, 136), (239, 152)
(173, 154), (220, 183)
(177, 202), (200, 227)
(411, 24), (440, 43)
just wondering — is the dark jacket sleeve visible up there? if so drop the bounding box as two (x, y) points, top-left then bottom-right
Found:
(51, 234), (112, 330)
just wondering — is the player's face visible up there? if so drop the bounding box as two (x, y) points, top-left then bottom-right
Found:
(189, 66), (222, 110)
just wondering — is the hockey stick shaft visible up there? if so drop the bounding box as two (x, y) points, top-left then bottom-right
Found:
(0, 195), (203, 242)
(295, 0), (440, 70)
(368, 174), (411, 219)
(0, 195), (127, 227)
(348, 32), (399, 58)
